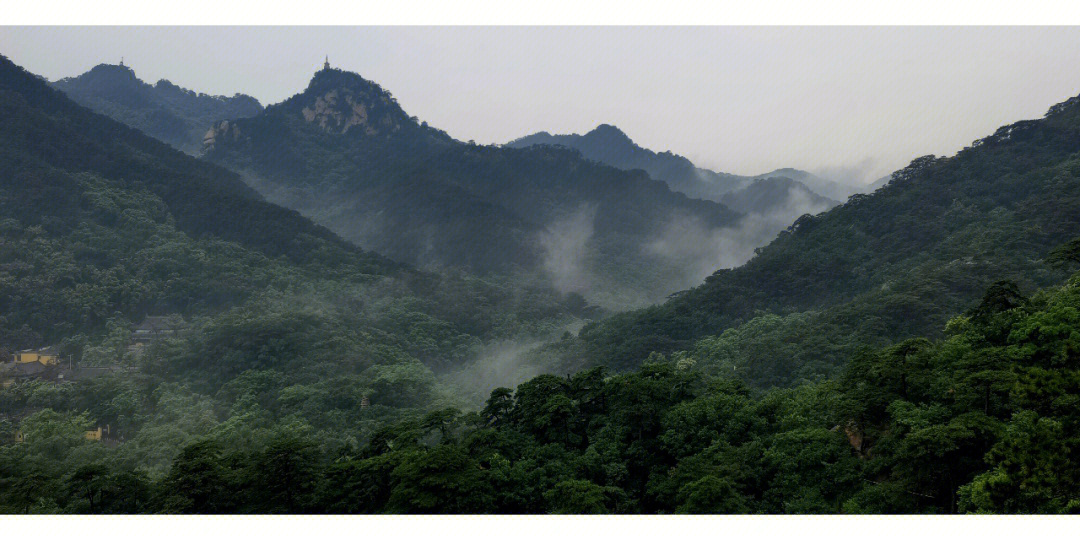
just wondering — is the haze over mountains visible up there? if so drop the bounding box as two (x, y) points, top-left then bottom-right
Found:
(506, 125), (847, 272)
(0, 52), (584, 391)
(196, 66), (759, 308)
(45, 58), (1080, 383)
(505, 124), (857, 203)
(553, 92), (1080, 387)
(51, 62), (858, 309)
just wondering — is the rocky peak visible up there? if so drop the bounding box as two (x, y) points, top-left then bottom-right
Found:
(285, 68), (414, 136)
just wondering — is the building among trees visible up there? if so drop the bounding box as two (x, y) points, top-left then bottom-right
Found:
(12, 346), (61, 366)
(132, 316), (187, 343)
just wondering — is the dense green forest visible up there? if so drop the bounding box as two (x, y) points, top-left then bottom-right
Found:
(4, 267), (1078, 513)
(0, 53), (591, 509)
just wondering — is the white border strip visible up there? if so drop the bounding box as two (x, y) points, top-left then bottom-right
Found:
(3, 0), (1080, 26)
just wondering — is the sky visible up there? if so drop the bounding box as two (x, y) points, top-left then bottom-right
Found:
(5, 26), (1080, 184)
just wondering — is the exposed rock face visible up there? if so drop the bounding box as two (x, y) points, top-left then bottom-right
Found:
(287, 68), (407, 137)
(301, 89), (380, 135)
(844, 423), (864, 454)
(203, 120), (243, 151)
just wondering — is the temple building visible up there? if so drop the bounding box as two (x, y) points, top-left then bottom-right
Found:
(133, 316), (187, 343)
(13, 346), (61, 366)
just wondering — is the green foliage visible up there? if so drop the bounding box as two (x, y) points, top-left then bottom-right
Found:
(3, 272), (1080, 513)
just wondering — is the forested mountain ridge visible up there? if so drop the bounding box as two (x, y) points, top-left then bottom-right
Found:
(51, 63), (263, 155)
(0, 57), (397, 272)
(0, 51), (581, 388)
(507, 124), (742, 197)
(505, 124), (854, 204)
(3, 52), (379, 345)
(202, 65), (744, 308)
(557, 92), (1080, 386)
(0, 54), (591, 495)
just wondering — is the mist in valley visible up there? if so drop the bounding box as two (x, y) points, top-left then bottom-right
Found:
(538, 204), (598, 295)
(530, 188), (836, 314)
(647, 186), (836, 290)
(440, 325), (581, 406)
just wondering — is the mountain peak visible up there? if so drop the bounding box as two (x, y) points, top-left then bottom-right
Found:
(87, 62), (136, 76)
(58, 62), (140, 88)
(585, 123), (633, 144)
(279, 67), (414, 136)
(51, 62), (152, 109)
(305, 67), (383, 96)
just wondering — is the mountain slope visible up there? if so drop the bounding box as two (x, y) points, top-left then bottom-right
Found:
(203, 66), (743, 308)
(0, 55), (408, 345)
(52, 63), (263, 154)
(558, 93), (1080, 386)
(3, 60), (391, 273)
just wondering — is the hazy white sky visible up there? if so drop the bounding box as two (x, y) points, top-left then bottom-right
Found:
(5, 26), (1080, 183)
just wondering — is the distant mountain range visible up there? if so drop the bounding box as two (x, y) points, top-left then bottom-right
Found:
(51, 63), (263, 154)
(505, 124), (856, 205)
(866, 174), (893, 191)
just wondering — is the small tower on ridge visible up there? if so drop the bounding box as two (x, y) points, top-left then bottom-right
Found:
(323, 55), (330, 70)
(120, 57), (124, 67)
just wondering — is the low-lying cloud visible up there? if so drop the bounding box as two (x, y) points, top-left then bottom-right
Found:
(811, 157), (881, 189)
(646, 186), (834, 291)
(442, 321), (584, 405)
(539, 204), (597, 294)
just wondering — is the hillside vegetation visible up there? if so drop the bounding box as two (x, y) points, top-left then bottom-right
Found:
(559, 95), (1080, 387)
(0, 54), (585, 496)
(5, 268), (1078, 513)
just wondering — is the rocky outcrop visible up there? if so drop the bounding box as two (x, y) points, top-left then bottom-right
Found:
(299, 86), (403, 136)
(203, 120), (243, 151)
